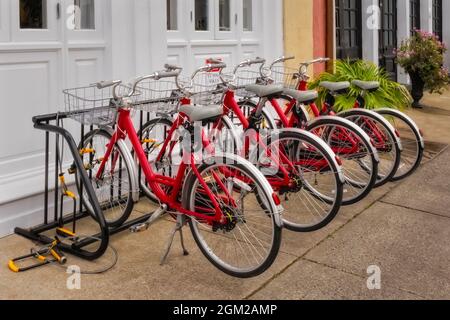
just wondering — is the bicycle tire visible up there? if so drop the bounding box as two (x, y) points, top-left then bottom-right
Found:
(183, 154), (282, 278)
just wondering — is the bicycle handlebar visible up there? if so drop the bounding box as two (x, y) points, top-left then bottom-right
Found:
(298, 57), (330, 74)
(96, 80), (122, 90)
(164, 63), (183, 71)
(98, 69), (182, 100)
(233, 57), (266, 74)
(302, 57), (330, 66)
(269, 55), (295, 68)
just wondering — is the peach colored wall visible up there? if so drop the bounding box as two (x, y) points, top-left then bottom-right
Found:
(283, 0), (314, 70)
(313, 0), (328, 74)
(283, 0), (331, 75)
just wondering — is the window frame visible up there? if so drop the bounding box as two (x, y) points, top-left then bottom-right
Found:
(65, 0), (103, 42)
(190, 0), (215, 40)
(214, 0), (236, 40)
(11, 0), (58, 42)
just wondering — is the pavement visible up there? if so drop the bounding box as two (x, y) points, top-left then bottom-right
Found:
(0, 90), (449, 300)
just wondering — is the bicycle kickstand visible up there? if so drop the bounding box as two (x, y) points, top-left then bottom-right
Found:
(160, 215), (189, 266)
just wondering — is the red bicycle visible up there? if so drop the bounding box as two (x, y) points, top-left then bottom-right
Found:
(70, 69), (283, 278)
(261, 56), (403, 187)
(138, 63), (345, 233)
(232, 58), (380, 205)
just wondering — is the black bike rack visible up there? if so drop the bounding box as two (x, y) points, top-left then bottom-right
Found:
(14, 111), (159, 262)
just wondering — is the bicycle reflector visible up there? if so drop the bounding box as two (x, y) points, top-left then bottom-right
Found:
(419, 129), (424, 137)
(335, 156), (343, 166)
(272, 193), (281, 206)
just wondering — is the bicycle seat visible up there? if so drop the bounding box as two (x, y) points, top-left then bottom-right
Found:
(319, 81), (350, 93)
(352, 80), (380, 91)
(283, 88), (318, 104)
(179, 104), (223, 122)
(245, 84), (284, 98)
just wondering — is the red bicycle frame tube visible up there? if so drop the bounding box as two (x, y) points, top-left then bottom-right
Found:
(221, 90), (295, 186)
(95, 108), (233, 224)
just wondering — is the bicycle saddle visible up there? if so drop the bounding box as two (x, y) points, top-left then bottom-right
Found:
(352, 80), (380, 91)
(245, 84), (284, 98)
(179, 104), (223, 122)
(319, 81), (350, 93)
(283, 88), (318, 104)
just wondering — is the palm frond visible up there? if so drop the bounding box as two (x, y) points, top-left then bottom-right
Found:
(309, 59), (412, 112)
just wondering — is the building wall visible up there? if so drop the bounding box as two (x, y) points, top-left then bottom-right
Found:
(313, 0), (329, 74)
(283, 0), (314, 69)
(283, 0), (331, 75)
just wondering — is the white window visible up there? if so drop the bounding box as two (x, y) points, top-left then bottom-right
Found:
(167, 0), (178, 30)
(66, 0), (103, 41)
(195, 0), (210, 31)
(218, 0), (231, 31)
(243, 0), (253, 32)
(12, 0), (58, 41)
(19, 0), (48, 29)
(74, 0), (95, 30)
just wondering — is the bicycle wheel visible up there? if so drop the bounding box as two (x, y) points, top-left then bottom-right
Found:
(238, 98), (374, 205)
(376, 109), (424, 181)
(77, 129), (134, 228)
(257, 129), (344, 232)
(339, 109), (401, 188)
(183, 154), (282, 278)
(306, 117), (379, 205)
(137, 117), (180, 201)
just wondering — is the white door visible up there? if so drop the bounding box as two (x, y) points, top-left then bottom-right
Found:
(167, 0), (264, 74)
(0, 0), (107, 226)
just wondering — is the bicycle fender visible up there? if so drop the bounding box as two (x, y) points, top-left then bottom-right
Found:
(101, 127), (140, 203)
(375, 108), (425, 149)
(261, 128), (346, 184)
(306, 116), (380, 163)
(337, 109), (403, 152)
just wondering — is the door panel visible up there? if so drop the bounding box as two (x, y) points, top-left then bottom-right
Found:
(335, 0), (362, 60)
(379, 0), (397, 81)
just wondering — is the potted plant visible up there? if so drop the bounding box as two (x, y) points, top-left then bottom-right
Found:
(396, 30), (449, 108)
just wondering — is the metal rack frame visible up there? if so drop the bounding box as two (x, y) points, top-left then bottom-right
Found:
(14, 111), (155, 261)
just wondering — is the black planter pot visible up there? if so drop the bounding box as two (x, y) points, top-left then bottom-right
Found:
(409, 71), (425, 108)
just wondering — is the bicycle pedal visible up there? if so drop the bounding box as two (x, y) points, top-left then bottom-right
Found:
(130, 223), (150, 233)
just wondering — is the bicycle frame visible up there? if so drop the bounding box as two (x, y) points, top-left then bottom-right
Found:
(212, 89), (332, 188)
(95, 107), (234, 225)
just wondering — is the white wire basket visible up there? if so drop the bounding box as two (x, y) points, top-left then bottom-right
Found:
(184, 72), (228, 105)
(269, 66), (300, 89)
(131, 79), (183, 114)
(232, 69), (268, 97)
(63, 84), (131, 126)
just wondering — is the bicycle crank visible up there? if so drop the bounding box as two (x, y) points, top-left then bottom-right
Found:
(130, 204), (168, 233)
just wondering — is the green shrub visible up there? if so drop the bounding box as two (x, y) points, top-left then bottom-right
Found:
(309, 59), (412, 112)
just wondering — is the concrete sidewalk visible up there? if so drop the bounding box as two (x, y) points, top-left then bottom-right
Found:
(0, 91), (449, 300)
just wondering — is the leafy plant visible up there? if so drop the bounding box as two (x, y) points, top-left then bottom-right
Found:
(309, 59), (412, 112)
(396, 30), (449, 94)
